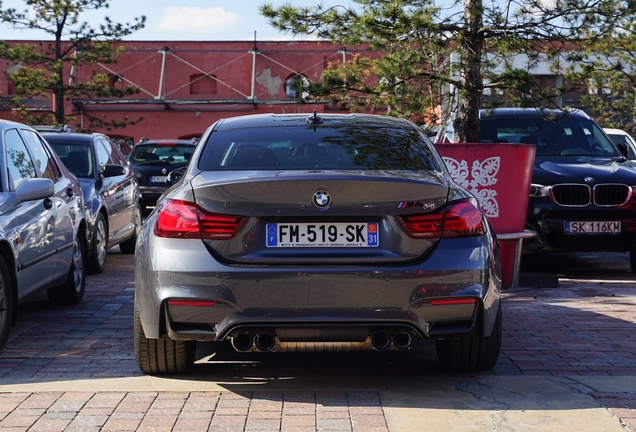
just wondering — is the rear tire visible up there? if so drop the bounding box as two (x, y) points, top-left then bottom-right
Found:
(119, 204), (141, 254)
(0, 257), (13, 352)
(88, 213), (107, 274)
(630, 249), (636, 273)
(134, 306), (195, 374)
(47, 230), (86, 305)
(435, 305), (502, 371)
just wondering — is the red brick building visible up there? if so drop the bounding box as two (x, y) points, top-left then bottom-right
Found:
(0, 40), (371, 142)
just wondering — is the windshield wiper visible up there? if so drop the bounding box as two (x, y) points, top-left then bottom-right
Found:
(133, 160), (166, 165)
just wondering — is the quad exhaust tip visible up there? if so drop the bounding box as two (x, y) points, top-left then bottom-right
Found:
(231, 331), (254, 352)
(255, 331), (276, 352)
(392, 329), (412, 350)
(371, 330), (392, 351)
(232, 328), (413, 352)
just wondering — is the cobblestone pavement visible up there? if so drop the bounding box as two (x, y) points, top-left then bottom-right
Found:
(0, 250), (633, 431)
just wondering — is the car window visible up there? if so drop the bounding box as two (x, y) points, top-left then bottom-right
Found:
(607, 133), (636, 159)
(198, 126), (439, 171)
(129, 143), (194, 166)
(95, 138), (110, 169)
(4, 128), (36, 191)
(480, 117), (620, 157)
(99, 139), (126, 166)
(46, 139), (94, 178)
(20, 129), (61, 182)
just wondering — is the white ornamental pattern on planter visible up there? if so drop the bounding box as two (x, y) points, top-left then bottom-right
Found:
(442, 156), (500, 218)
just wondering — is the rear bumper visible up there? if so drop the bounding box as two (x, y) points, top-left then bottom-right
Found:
(134, 220), (501, 343)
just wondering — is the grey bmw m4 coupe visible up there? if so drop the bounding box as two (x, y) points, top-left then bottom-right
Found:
(134, 112), (502, 374)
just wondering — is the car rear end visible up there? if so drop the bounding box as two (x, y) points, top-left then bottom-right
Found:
(128, 140), (196, 209)
(134, 114), (501, 373)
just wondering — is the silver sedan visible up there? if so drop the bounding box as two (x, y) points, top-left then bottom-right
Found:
(134, 113), (501, 374)
(0, 120), (86, 352)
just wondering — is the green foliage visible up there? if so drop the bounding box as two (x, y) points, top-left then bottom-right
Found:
(0, 0), (145, 130)
(561, 25), (636, 136)
(261, 0), (636, 142)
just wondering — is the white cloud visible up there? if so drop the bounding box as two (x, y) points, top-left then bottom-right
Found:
(156, 7), (239, 32)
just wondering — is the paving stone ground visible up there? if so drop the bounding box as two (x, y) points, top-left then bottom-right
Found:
(0, 250), (633, 431)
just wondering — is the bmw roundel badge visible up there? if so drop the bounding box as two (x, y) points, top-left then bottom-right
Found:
(313, 190), (331, 209)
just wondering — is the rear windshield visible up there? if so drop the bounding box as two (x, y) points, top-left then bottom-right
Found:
(197, 125), (439, 171)
(129, 143), (195, 165)
(47, 140), (94, 178)
(480, 117), (620, 157)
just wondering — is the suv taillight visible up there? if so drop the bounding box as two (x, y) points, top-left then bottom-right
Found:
(154, 199), (246, 240)
(398, 200), (486, 238)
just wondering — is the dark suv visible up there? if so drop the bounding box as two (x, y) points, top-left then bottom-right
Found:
(41, 131), (143, 273)
(127, 139), (197, 211)
(476, 108), (636, 270)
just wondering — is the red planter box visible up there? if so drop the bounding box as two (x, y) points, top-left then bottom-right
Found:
(434, 143), (536, 288)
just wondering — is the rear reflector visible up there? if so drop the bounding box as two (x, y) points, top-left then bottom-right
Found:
(399, 200), (486, 238)
(167, 299), (216, 307)
(429, 298), (477, 306)
(155, 199), (246, 240)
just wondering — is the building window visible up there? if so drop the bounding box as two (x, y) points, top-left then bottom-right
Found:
(190, 74), (217, 95)
(109, 74), (124, 90)
(285, 75), (309, 99)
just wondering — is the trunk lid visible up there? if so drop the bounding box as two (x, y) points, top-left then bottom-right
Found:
(190, 170), (450, 265)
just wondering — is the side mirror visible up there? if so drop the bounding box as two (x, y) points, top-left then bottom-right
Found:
(166, 167), (185, 186)
(101, 164), (126, 178)
(14, 178), (54, 203)
(617, 142), (630, 158)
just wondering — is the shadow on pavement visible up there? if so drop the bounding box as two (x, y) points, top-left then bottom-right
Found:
(0, 250), (633, 431)
(521, 250), (633, 279)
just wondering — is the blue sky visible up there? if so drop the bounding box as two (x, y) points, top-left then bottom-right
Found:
(0, 0), (349, 41)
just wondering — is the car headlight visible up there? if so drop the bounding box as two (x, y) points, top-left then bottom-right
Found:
(529, 184), (549, 197)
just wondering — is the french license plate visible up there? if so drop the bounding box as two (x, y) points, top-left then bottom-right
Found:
(565, 221), (621, 234)
(150, 175), (167, 183)
(266, 223), (379, 247)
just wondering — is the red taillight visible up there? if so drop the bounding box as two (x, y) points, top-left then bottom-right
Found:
(399, 213), (445, 238)
(154, 199), (245, 240)
(429, 298), (477, 306)
(167, 299), (216, 307)
(399, 200), (486, 238)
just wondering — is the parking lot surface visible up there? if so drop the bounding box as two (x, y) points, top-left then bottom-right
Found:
(0, 250), (634, 431)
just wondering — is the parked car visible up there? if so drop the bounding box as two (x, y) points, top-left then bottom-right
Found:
(0, 120), (86, 351)
(41, 131), (143, 274)
(134, 112), (502, 374)
(604, 128), (636, 159)
(455, 108), (636, 271)
(127, 139), (197, 211)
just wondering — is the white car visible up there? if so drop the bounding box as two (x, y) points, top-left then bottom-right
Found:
(604, 128), (636, 159)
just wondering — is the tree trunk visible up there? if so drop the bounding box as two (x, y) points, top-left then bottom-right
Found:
(453, 0), (484, 143)
(54, 27), (65, 125)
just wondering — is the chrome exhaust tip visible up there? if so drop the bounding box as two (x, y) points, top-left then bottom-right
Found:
(392, 330), (412, 350)
(231, 331), (254, 352)
(371, 330), (391, 351)
(255, 331), (276, 352)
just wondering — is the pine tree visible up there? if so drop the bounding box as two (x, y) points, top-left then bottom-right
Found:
(0, 0), (145, 130)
